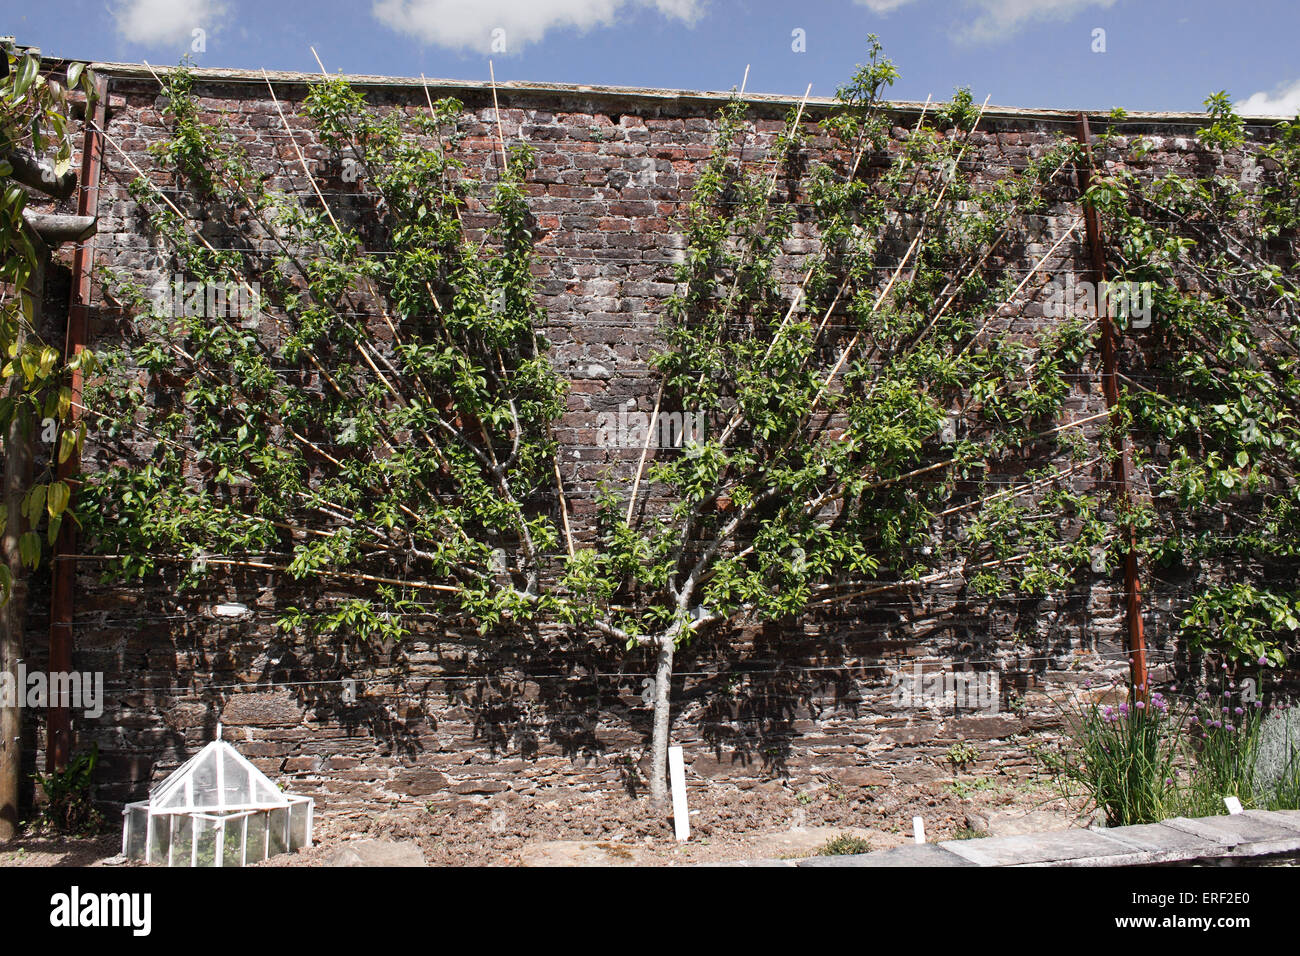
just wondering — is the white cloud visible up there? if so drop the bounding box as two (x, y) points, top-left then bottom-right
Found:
(371, 0), (703, 53)
(958, 0), (1119, 42)
(853, 0), (1119, 42)
(1238, 79), (1300, 118)
(111, 0), (228, 48)
(853, 0), (915, 12)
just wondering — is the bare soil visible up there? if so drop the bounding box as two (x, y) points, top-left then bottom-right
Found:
(0, 765), (1091, 867)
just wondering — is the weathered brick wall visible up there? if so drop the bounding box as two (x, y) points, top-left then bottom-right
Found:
(20, 65), (1295, 813)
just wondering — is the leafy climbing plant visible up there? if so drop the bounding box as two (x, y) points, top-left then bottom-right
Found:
(564, 38), (1112, 802)
(0, 46), (97, 597)
(73, 46), (1300, 811)
(1086, 97), (1300, 674)
(85, 66), (566, 646)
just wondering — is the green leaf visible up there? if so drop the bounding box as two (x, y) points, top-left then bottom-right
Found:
(19, 531), (41, 569)
(46, 480), (70, 519)
(24, 484), (46, 523)
(57, 428), (79, 464)
(14, 55), (39, 97)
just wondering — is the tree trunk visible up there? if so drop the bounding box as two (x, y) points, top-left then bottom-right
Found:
(648, 637), (675, 808)
(0, 263), (37, 842)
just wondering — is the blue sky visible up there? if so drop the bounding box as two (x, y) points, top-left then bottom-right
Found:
(6, 0), (1299, 114)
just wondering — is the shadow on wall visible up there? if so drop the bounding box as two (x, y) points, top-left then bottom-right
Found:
(72, 557), (1112, 810)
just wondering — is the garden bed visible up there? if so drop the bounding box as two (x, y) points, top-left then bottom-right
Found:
(1, 759), (1087, 867)
(262, 765), (1085, 866)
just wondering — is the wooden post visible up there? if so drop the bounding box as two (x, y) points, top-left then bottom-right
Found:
(1075, 112), (1148, 698)
(48, 72), (108, 773)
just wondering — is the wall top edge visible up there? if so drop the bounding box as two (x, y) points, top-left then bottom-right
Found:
(41, 57), (1292, 127)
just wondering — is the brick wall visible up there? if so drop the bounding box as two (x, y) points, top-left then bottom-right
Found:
(19, 64), (1296, 812)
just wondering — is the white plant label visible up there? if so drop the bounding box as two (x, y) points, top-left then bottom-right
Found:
(668, 745), (689, 842)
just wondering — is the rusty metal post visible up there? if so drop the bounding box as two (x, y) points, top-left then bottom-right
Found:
(47, 73), (108, 772)
(1075, 112), (1148, 697)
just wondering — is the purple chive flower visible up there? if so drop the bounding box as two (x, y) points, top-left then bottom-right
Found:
(1259, 656), (1268, 666)
(1234, 707), (1244, 716)
(1136, 701), (1146, 710)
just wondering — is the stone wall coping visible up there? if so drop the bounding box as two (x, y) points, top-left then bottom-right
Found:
(39, 56), (1292, 127)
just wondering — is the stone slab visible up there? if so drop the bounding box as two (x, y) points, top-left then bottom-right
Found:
(1094, 822), (1219, 862)
(939, 828), (1133, 867)
(797, 843), (974, 867)
(1161, 814), (1300, 857)
(1245, 808), (1300, 833)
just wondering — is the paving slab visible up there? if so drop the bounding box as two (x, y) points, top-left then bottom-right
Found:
(797, 843), (974, 867)
(939, 827), (1134, 867)
(1247, 808), (1300, 832)
(1094, 822), (1220, 864)
(1161, 814), (1300, 857)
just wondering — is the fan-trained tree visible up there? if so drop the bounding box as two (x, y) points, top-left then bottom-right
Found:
(81, 45), (1300, 810)
(564, 40), (1109, 803)
(88, 67), (566, 649)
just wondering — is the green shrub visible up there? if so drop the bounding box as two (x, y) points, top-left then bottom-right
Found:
(815, 832), (871, 856)
(30, 745), (104, 836)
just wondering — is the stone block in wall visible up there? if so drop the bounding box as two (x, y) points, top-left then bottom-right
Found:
(392, 770), (450, 796)
(219, 691), (304, 727)
(832, 767), (894, 788)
